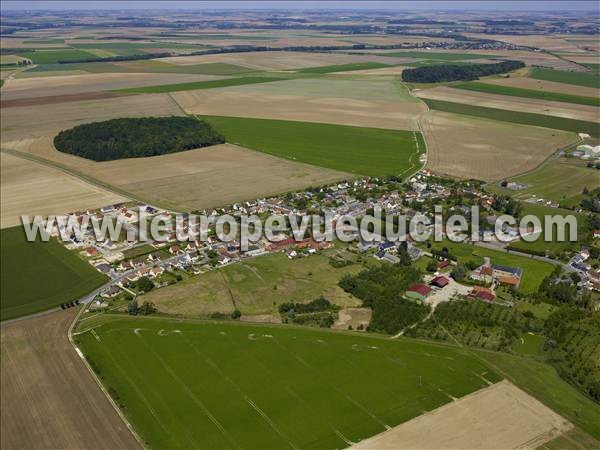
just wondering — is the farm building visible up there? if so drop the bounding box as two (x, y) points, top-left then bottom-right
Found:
(468, 286), (496, 302)
(405, 284), (432, 301)
(430, 276), (449, 288)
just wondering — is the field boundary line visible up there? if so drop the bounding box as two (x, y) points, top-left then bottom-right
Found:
(67, 306), (146, 449)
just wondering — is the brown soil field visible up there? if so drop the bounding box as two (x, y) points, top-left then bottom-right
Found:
(483, 77), (600, 98)
(465, 33), (586, 53)
(159, 50), (409, 70)
(416, 86), (600, 122)
(172, 90), (425, 130)
(1, 72), (226, 100)
(0, 152), (126, 229)
(350, 380), (572, 450)
(422, 111), (576, 182)
(1, 91), (134, 108)
(2, 138), (349, 212)
(0, 308), (140, 450)
(332, 307), (372, 331)
(562, 55), (600, 64)
(0, 93), (184, 141)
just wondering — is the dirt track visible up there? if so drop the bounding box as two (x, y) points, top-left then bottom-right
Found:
(0, 308), (140, 450)
(350, 380), (572, 450)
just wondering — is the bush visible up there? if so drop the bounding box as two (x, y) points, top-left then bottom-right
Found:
(54, 117), (225, 161)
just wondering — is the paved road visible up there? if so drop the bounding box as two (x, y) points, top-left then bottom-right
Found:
(472, 241), (575, 272)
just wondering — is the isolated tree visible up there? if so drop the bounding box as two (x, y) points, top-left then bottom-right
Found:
(138, 301), (157, 315)
(127, 299), (138, 316)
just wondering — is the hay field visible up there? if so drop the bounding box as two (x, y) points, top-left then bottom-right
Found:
(351, 380), (572, 450)
(172, 90), (425, 131)
(0, 93), (184, 141)
(76, 315), (501, 449)
(416, 86), (600, 122)
(0, 309), (140, 449)
(1, 72), (228, 100)
(483, 76), (599, 98)
(0, 152), (125, 229)
(422, 111), (576, 181)
(2, 139), (348, 211)
(159, 50), (408, 70)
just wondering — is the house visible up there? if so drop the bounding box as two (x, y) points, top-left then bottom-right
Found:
(169, 245), (181, 255)
(468, 286), (495, 302)
(150, 267), (165, 278)
(147, 252), (164, 262)
(471, 264), (493, 283)
(383, 253), (400, 264)
(118, 260), (133, 271)
(593, 230), (600, 239)
(496, 275), (521, 288)
(438, 259), (450, 270)
(430, 276), (449, 288)
(95, 263), (112, 274)
(84, 247), (99, 257)
(405, 284), (432, 301)
(492, 264), (523, 280)
(101, 285), (121, 298)
(407, 244), (423, 261)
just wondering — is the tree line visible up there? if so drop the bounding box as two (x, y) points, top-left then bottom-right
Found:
(54, 117), (225, 161)
(402, 60), (525, 83)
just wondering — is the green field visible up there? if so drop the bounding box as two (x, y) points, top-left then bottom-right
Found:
(514, 333), (545, 356)
(202, 115), (423, 177)
(17, 49), (98, 64)
(76, 315), (501, 449)
(528, 68), (600, 89)
(117, 76), (284, 93)
(489, 157), (600, 205)
(381, 51), (496, 60)
(296, 62), (393, 74)
(123, 60), (255, 75)
(0, 226), (107, 321)
(422, 98), (600, 137)
(426, 240), (555, 294)
(141, 249), (362, 316)
(454, 81), (600, 106)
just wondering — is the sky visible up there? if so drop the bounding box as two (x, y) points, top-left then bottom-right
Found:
(2, 1), (599, 12)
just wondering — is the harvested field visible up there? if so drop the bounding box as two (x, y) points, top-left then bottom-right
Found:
(482, 76), (599, 98)
(333, 307), (372, 331)
(172, 90), (425, 131)
(351, 380), (572, 450)
(0, 72), (227, 100)
(0, 93), (184, 141)
(422, 111), (576, 181)
(416, 86), (600, 122)
(159, 50), (411, 70)
(0, 308), (139, 449)
(0, 152), (125, 229)
(1, 91), (132, 108)
(2, 138), (348, 212)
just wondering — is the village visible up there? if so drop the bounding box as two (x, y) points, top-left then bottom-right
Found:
(49, 169), (599, 312)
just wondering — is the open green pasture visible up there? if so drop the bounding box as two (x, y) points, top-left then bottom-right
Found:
(202, 115), (423, 177)
(528, 68), (600, 89)
(76, 316), (500, 449)
(0, 225), (107, 321)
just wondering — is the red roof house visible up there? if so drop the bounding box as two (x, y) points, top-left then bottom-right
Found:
(430, 276), (449, 288)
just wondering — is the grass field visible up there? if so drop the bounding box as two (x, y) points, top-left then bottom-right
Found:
(454, 81), (600, 106)
(489, 157), (600, 205)
(422, 99), (600, 137)
(117, 76), (283, 93)
(425, 240), (555, 294)
(0, 226), (107, 320)
(528, 67), (600, 89)
(514, 333), (545, 356)
(17, 49), (98, 64)
(296, 62), (393, 74)
(141, 249), (362, 317)
(76, 315), (501, 449)
(202, 115), (423, 177)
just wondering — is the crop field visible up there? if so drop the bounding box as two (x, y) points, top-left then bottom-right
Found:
(351, 380), (571, 450)
(528, 67), (600, 89)
(159, 51), (410, 70)
(0, 93), (184, 141)
(426, 239), (555, 294)
(422, 98), (599, 137)
(141, 249), (362, 317)
(489, 157), (600, 204)
(416, 86), (600, 123)
(117, 76), (284, 94)
(115, 60), (255, 75)
(421, 111), (575, 181)
(379, 50), (497, 60)
(0, 152), (126, 229)
(295, 62), (394, 74)
(17, 49), (98, 64)
(480, 76), (600, 98)
(0, 225), (107, 320)
(203, 115), (424, 177)
(454, 81), (600, 106)
(1, 72), (228, 101)
(0, 309), (140, 449)
(75, 315), (501, 449)
(3, 139), (348, 212)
